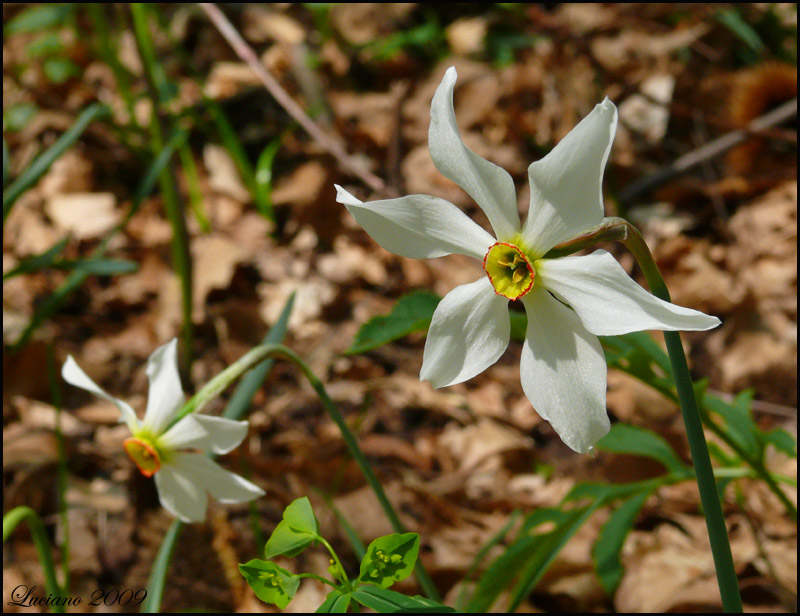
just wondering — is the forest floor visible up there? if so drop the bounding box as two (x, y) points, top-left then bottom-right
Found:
(3, 3), (797, 613)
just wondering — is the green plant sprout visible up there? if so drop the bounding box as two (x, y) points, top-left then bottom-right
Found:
(240, 497), (454, 613)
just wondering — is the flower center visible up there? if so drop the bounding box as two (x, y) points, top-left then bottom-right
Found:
(483, 242), (535, 300)
(123, 437), (162, 477)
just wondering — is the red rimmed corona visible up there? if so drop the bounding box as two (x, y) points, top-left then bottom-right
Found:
(482, 242), (535, 300)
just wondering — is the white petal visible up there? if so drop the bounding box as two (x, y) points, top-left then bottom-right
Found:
(538, 250), (722, 335)
(158, 414), (209, 451)
(62, 355), (139, 433)
(154, 464), (208, 523)
(336, 185), (494, 260)
(171, 453), (265, 503)
(428, 67), (520, 240)
(141, 339), (185, 435)
(521, 99), (618, 257)
(194, 415), (249, 454)
(420, 277), (510, 388)
(520, 286), (609, 453)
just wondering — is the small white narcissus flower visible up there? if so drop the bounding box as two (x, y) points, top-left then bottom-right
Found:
(336, 66), (721, 454)
(62, 339), (264, 523)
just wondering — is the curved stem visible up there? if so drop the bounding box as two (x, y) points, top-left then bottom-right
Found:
(549, 218), (796, 520)
(317, 536), (352, 592)
(3, 507), (64, 613)
(296, 572), (341, 589)
(616, 220), (743, 613)
(175, 343), (441, 601)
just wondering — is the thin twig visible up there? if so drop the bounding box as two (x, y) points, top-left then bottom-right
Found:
(198, 3), (388, 194)
(707, 389), (798, 419)
(619, 97), (797, 205)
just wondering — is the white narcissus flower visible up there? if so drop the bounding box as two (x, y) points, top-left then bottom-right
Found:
(62, 339), (265, 522)
(336, 66), (721, 454)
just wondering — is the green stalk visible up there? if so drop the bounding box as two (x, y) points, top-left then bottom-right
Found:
(174, 343), (440, 601)
(130, 3), (193, 367)
(142, 520), (182, 613)
(546, 218), (796, 518)
(615, 220), (743, 613)
(3, 507), (64, 613)
(46, 345), (70, 593)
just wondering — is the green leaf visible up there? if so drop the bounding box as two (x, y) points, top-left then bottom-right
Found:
(352, 585), (455, 613)
(3, 238), (68, 280)
(43, 57), (81, 84)
(716, 8), (765, 55)
(284, 496), (319, 535)
(4, 4), (73, 35)
(26, 32), (64, 58)
(264, 520), (315, 559)
(4, 103), (108, 222)
(316, 590), (351, 613)
(346, 291), (440, 355)
(239, 559), (300, 609)
(565, 478), (664, 504)
(4, 102), (38, 132)
(66, 258), (138, 276)
(358, 533), (420, 589)
(254, 136), (281, 221)
(702, 390), (760, 460)
(593, 489), (653, 593)
(762, 428), (797, 458)
(596, 423), (690, 476)
(468, 507), (599, 613)
(263, 497), (319, 559)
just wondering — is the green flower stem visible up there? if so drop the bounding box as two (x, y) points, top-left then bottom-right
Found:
(131, 3), (193, 367)
(317, 536), (353, 591)
(46, 346), (70, 593)
(142, 519), (183, 613)
(175, 343), (440, 601)
(607, 218), (743, 613)
(3, 507), (64, 613)
(547, 219), (796, 519)
(296, 572), (341, 589)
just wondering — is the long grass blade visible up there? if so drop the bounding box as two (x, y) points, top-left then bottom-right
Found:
(3, 103), (109, 222)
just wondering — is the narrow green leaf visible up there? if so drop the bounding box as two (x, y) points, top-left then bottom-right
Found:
(457, 510), (520, 610)
(254, 136), (282, 221)
(4, 103), (109, 221)
(3, 507), (64, 612)
(716, 8), (765, 54)
(223, 292), (295, 421)
(65, 258), (138, 276)
(358, 533), (419, 589)
(702, 390), (760, 460)
(593, 489), (653, 593)
(3, 238), (68, 280)
(352, 585), (455, 613)
(506, 505), (601, 612)
(142, 520), (182, 613)
(346, 291), (440, 355)
(316, 590), (351, 613)
(239, 560), (300, 609)
(596, 423), (690, 476)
